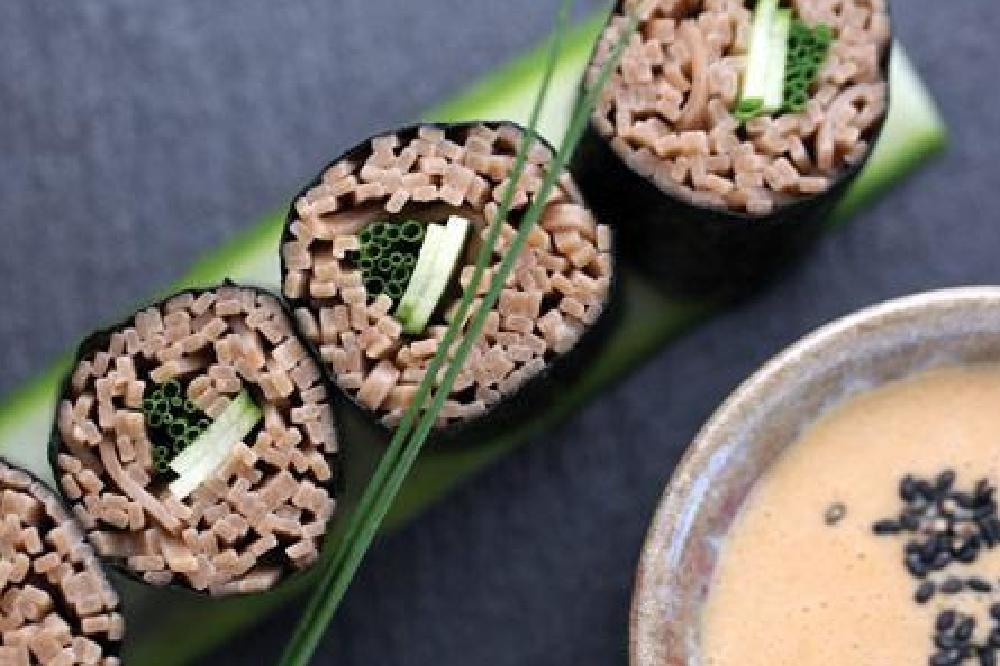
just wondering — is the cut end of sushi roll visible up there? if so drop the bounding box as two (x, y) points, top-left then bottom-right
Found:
(0, 459), (123, 665)
(51, 284), (340, 596)
(587, 0), (891, 216)
(282, 122), (614, 432)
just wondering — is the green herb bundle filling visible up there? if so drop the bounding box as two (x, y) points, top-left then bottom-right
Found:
(141, 379), (211, 474)
(357, 220), (424, 300)
(736, 0), (833, 120)
(783, 20), (832, 113)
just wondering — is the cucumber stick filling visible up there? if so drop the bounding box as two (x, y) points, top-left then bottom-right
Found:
(168, 390), (262, 499)
(737, 0), (791, 120)
(763, 10), (790, 111)
(396, 215), (470, 334)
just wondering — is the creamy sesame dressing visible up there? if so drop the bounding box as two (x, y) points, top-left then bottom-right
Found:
(702, 365), (1000, 665)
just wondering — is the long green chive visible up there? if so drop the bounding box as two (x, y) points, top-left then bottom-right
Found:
(162, 380), (181, 398)
(278, 3), (638, 664)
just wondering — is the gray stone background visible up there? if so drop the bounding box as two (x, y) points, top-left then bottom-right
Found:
(0, 1), (992, 664)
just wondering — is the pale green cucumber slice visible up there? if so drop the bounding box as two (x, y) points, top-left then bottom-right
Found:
(736, 0), (778, 119)
(395, 223), (445, 325)
(168, 390), (261, 499)
(763, 9), (791, 112)
(399, 216), (469, 335)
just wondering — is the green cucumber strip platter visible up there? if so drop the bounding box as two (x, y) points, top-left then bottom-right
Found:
(0, 12), (946, 666)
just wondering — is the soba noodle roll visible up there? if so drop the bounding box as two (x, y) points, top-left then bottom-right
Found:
(0, 459), (123, 665)
(573, 0), (890, 294)
(281, 122), (615, 439)
(51, 285), (339, 596)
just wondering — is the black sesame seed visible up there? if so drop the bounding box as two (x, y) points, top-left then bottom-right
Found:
(932, 648), (963, 665)
(968, 577), (993, 593)
(976, 503), (997, 519)
(955, 492), (977, 510)
(874, 519), (902, 535)
(900, 511), (921, 531)
(956, 617), (976, 642)
(824, 502), (847, 526)
(937, 610), (957, 632)
(957, 541), (980, 564)
(917, 480), (936, 500)
(938, 633), (959, 650)
(937, 470), (957, 493)
(942, 578), (964, 594)
(916, 581), (936, 603)
(981, 521), (998, 548)
(922, 538), (942, 562)
(907, 553), (929, 578)
(932, 551), (953, 569)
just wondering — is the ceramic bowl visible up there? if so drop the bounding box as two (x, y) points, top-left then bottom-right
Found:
(630, 286), (1000, 666)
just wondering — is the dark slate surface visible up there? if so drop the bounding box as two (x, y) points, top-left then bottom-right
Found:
(0, 1), (988, 664)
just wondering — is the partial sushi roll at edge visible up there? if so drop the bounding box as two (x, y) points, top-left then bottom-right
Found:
(0, 459), (123, 665)
(572, 0), (891, 294)
(282, 122), (615, 437)
(51, 284), (340, 596)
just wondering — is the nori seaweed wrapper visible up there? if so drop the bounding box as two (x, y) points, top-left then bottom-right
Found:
(281, 121), (620, 449)
(49, 282), (343, 597)
(571, 0), (892, 299)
